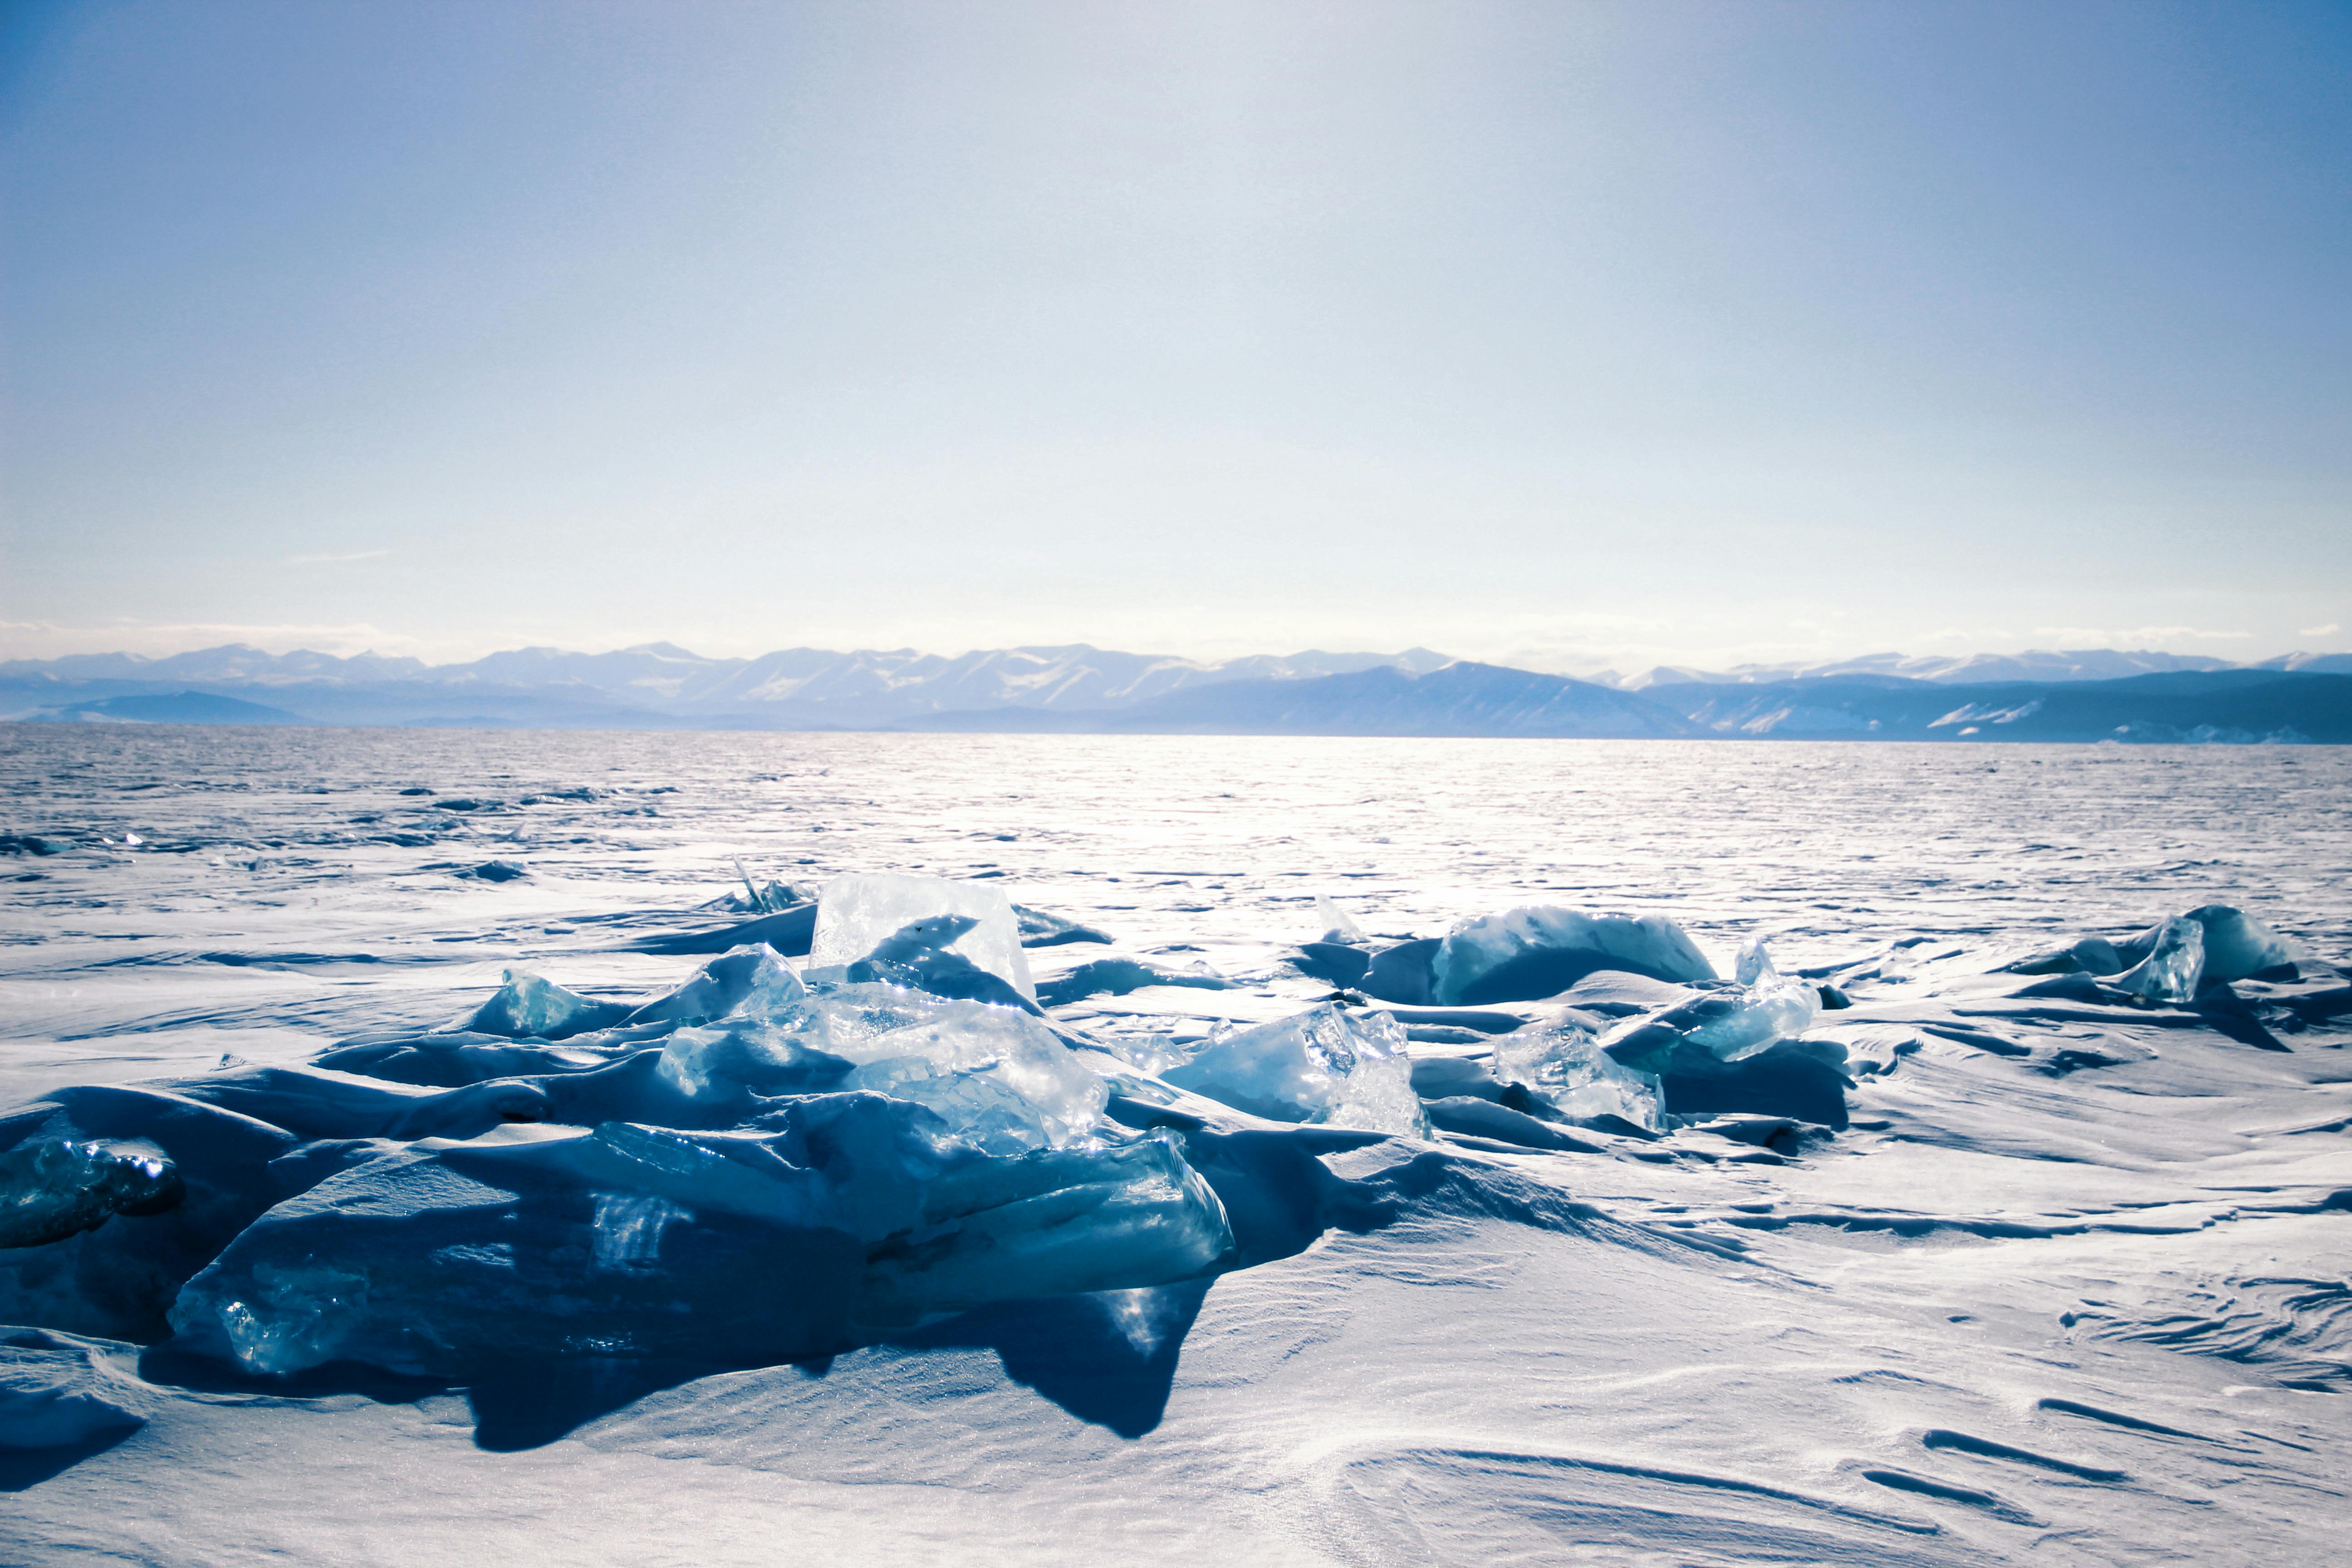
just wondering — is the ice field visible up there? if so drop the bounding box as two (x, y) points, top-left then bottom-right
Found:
(3, 724), (2349, 1565)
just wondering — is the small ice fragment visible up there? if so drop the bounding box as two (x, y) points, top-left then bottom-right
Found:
(1431, 907), (1715, 1006)
(811, 874), (1035, 1003)
(1315, 896), (1367, 945)
(1735, 936), (1776, 987)
(122, 832), (142, 848)
(1490, 1020), (1663, 1132)
(1163, 1004), (1427, 1137)
(464, 968), (629, 1039)
(1602, 959), (1823, 1073)
(2116, 916), (2204, 1003)
(0, 1137), (184, 1249)
(1106, 1030), (1192, 1075)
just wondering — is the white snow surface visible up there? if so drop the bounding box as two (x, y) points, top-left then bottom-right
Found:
(3, 725), (2351, 1565)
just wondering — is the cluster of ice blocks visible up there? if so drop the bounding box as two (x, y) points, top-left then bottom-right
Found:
(2, 874), (2304, 1387)
(2010, 904), (2302, 1003)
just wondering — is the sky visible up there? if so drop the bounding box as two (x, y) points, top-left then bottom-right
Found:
(2, 0), (2347, 673)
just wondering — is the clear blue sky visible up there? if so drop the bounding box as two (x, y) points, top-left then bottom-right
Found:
(3, 0), (2347, 670)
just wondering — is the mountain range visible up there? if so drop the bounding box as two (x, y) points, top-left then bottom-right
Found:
(3, 642), (2348, 742)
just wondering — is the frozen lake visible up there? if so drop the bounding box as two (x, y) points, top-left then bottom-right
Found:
(4, 724), (2349, 1564)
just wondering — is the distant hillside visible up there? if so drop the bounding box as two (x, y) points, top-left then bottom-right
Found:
(1643, 670), (2352, 743)
(902, 662), (1701, 738)
(0, 642), (1455, 729)
(32, 691), (314, 726)
(2, 641), (2347, 741)
(1614, 647), (2274, 688)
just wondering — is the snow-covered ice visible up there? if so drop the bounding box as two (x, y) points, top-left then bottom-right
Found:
(2, 725), (2350, 1564)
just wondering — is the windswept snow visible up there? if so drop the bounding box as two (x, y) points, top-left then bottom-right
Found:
(2, 725), (2349, 1564)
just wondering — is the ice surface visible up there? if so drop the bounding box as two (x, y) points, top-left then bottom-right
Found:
(810, 873), (1035, 1003)
(0, 1328), (147, 1449)
(2116, 915), (2205, 1003)
(1489, 1021), (1663, 1132)
(1163, 1004), (1427, 1137)
(7, 728), (2352, 1564)
(1431, 906), (1716, 1005)
(858, 1131), (1233, 1325)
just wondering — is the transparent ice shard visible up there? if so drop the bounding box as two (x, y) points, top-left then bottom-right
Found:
(1688, 940), (1821, 1061)
(2117, 915), (2205, 1003)
(0, 1136), (184, 1249)
(1600, 941), (1823, 1075)
(1490, 1021), (1663, 1132)
(1431, 907), (1715, 1006)
(824, 993), (1108, 1153)
(1103, 1029), (1192, 1075)
(1315, 895), (1367, 945)
(1163, 1004), (1427, 1137)
(810, 874), (1035, 1003)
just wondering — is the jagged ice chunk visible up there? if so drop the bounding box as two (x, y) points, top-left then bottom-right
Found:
(1164, 1004), (1427, 1137)
(2117, 915), (2204, 1003)
(1490, 1021), (1663, 1132)
(1431, 907), (1715, 1006)
(810, 874), (1035, 1002)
